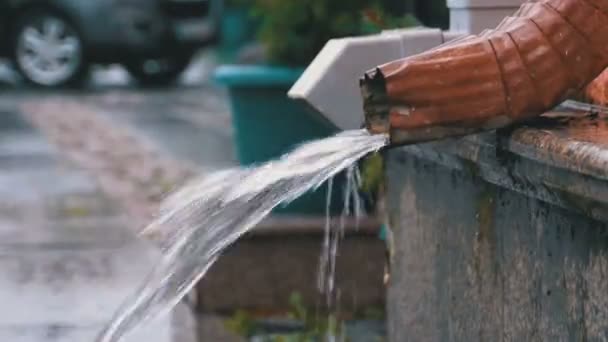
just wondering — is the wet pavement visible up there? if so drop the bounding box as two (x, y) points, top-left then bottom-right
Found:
(0, 49), (236, 172)
(84, 85), (235, 172)
(0, 100), (176, 342)
(0, 48), (237, 226)
(0, 50), (235, 341)
(0, 105), (103, 218)
(0, 50), (390, 341)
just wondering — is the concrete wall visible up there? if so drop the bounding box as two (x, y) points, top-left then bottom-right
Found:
(384, 125), (608, 341)
(196, 219), (386, 313)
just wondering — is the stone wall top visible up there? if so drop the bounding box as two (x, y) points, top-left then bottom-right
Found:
(391, 110), (608, 223)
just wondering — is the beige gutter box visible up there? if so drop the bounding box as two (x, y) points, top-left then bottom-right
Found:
(289, 28), (449, 130)
(448, 0), (526, 34)
(289, 0), (532, 130)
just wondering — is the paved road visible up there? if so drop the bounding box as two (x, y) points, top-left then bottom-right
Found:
(0, 49), (236, 172)
(0, 101), (180, 342)
(0, 50), (236, 342)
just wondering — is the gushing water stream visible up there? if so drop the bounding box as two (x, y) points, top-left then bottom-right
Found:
(96, 129), (388, 342)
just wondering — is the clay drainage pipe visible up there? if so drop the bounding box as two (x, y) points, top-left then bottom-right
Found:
(361, 0), (608, 146)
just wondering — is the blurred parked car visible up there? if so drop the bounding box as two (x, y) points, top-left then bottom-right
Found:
(0, 0), (221, 87)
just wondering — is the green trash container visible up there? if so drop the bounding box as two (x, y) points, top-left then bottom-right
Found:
(214, 65), (345, 215)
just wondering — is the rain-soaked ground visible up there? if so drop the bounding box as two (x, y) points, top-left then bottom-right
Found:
(0, 51), (386, 342)
(0, 51), (239, 342)
(0, 50), (236, 172)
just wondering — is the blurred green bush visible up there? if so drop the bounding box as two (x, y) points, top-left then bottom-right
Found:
(248, 0), (420, 66)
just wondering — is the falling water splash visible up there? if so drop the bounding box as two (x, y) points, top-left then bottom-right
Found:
(315, 164), (365, 342)
(96, 129), (388, 342)
(317, 164), (365, 307)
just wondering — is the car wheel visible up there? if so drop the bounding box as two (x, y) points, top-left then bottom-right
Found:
(12, 11), (88, 88)
(125, 54), (193, 87)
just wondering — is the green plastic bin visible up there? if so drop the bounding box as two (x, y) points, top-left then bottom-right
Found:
(214, 65), (344, 215)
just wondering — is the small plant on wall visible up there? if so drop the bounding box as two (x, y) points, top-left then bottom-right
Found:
(225, 292), (344, 341)
(225, 291), (388, 341)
